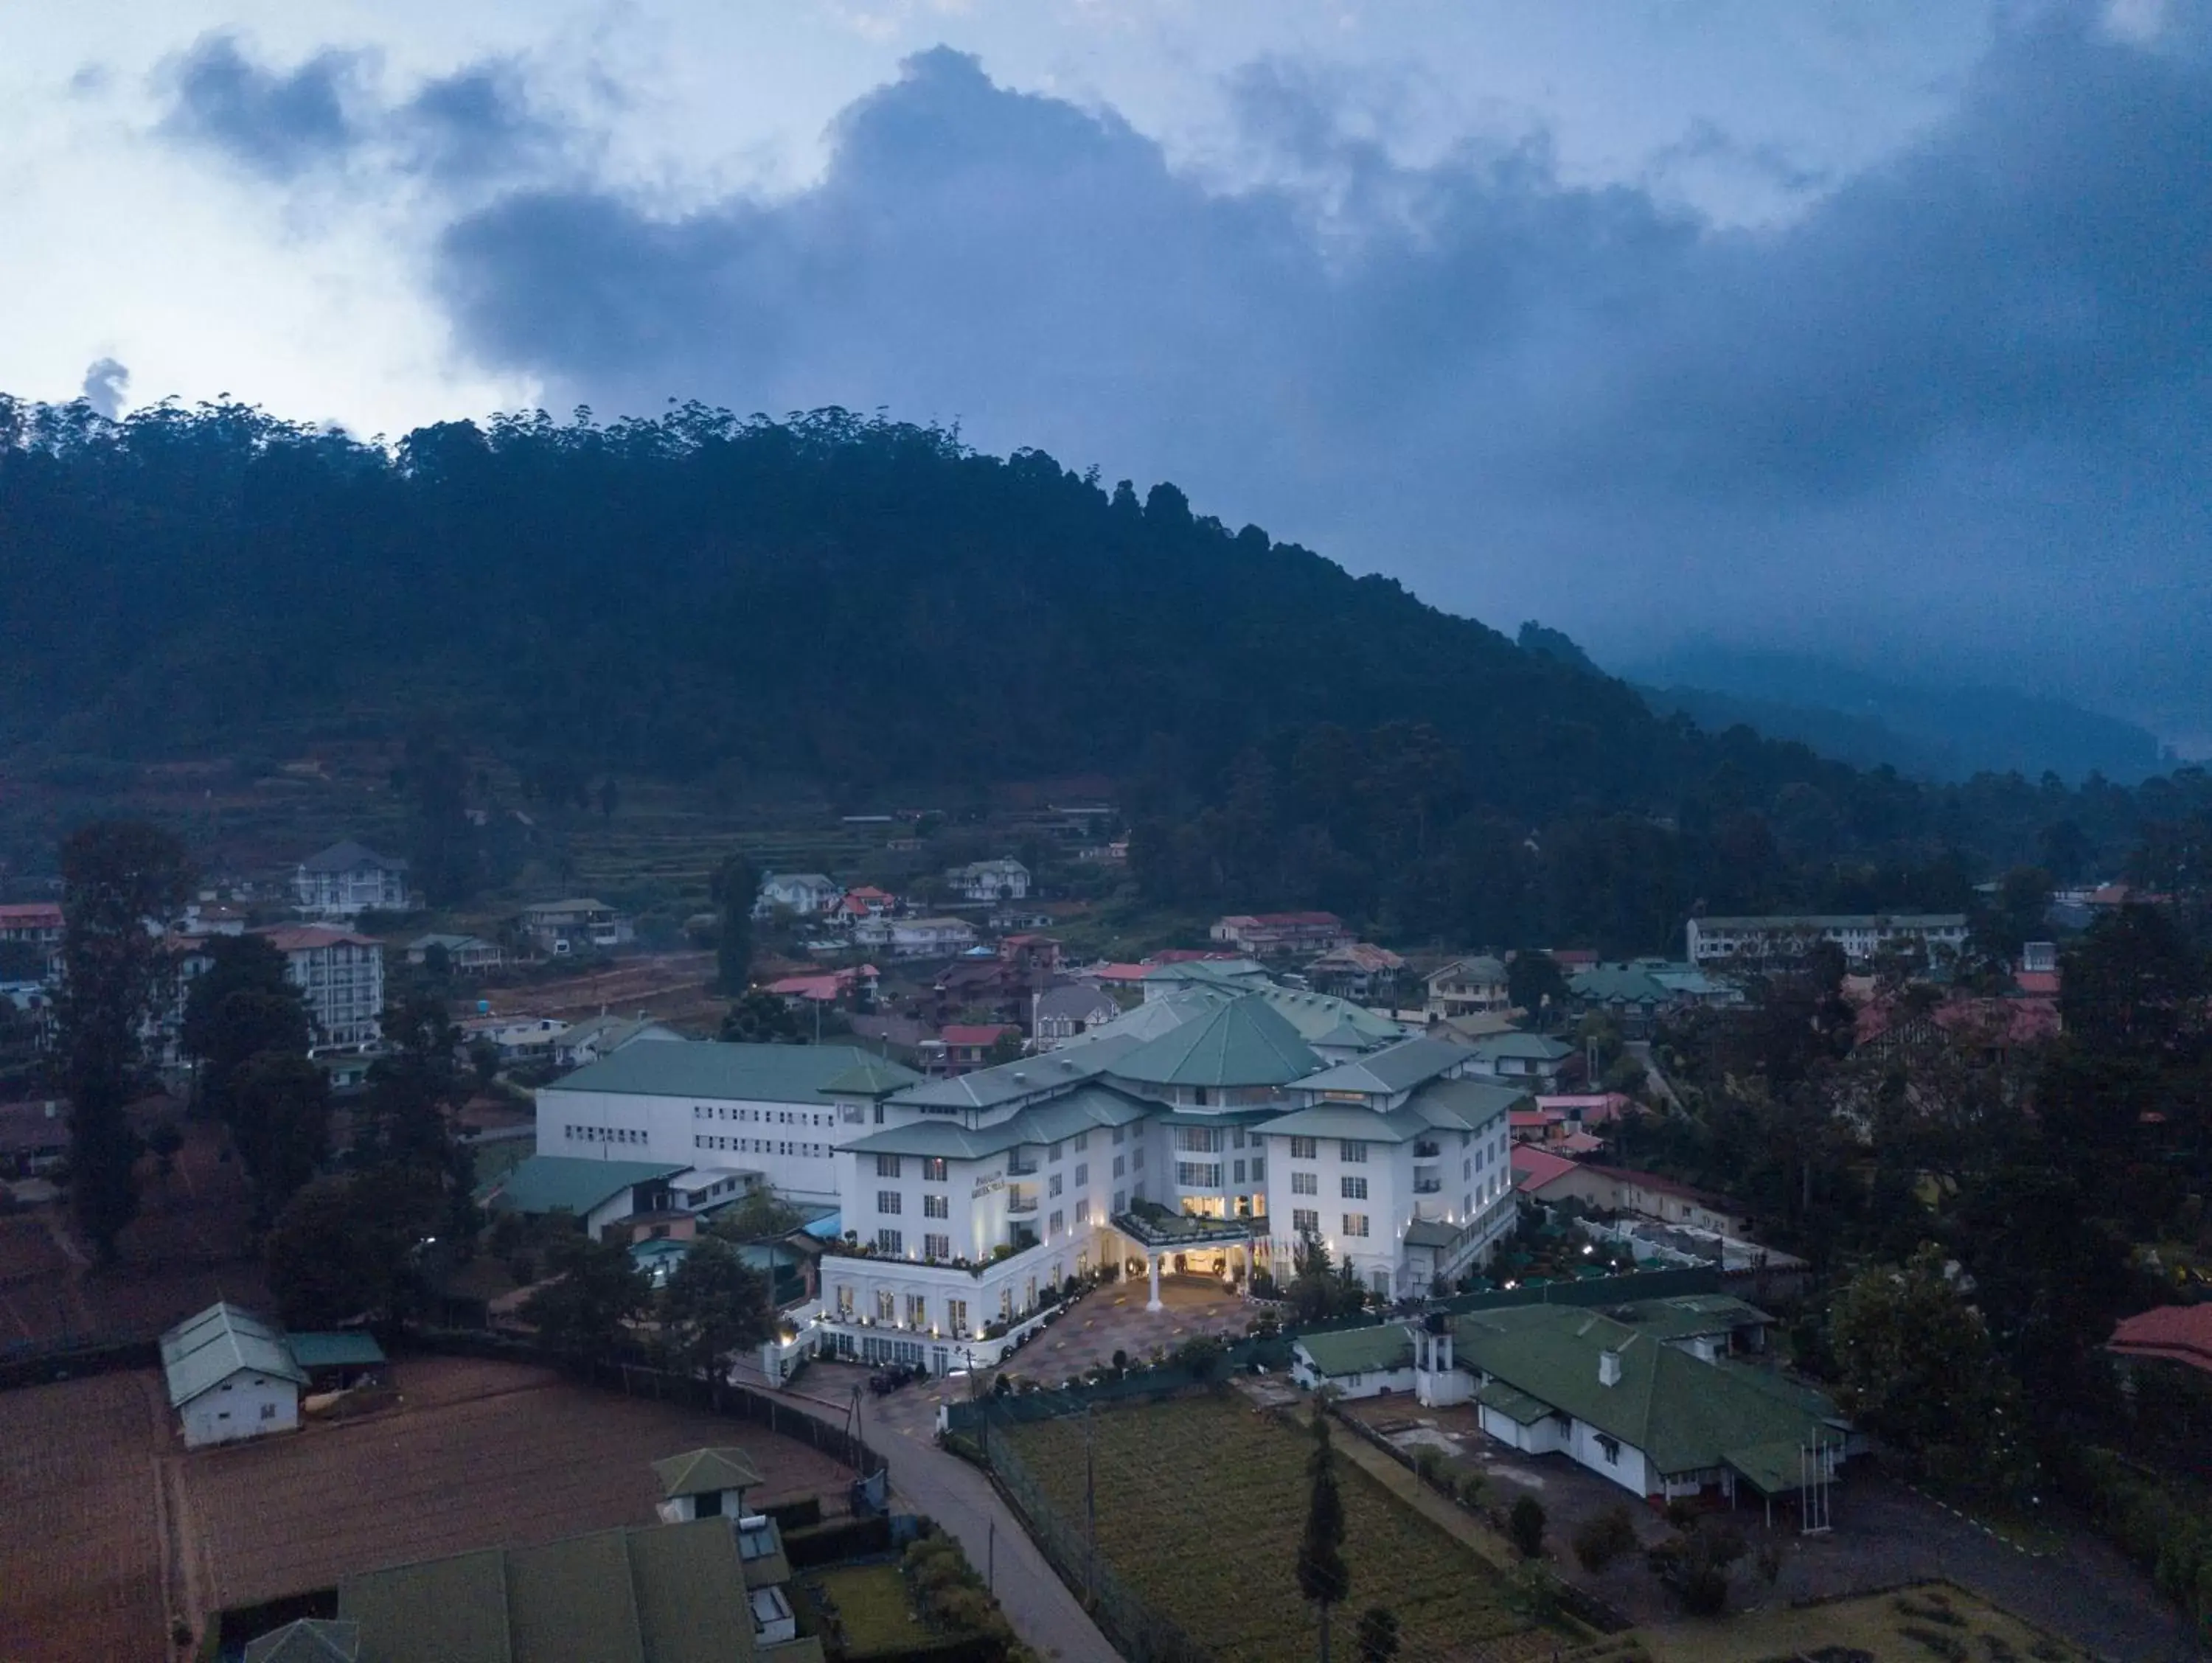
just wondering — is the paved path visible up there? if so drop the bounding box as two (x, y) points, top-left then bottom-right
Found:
(741, 1363), (1122, 1663)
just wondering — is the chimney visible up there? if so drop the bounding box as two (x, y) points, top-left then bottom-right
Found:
(1599, 1348), (1623, 1387)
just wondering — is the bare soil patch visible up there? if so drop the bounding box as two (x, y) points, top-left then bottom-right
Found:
(0, 1372), (171, 1663)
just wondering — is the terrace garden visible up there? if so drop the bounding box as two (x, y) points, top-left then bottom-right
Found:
(1001, 1392), (1545, 1663)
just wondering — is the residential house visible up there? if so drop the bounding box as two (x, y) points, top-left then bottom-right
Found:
(1208, 912), (1353, 958)
(1568, 960), (1740, 1036)
(258, 924), (386, 1047)
(1425, 955), (1511, 1020)
(927, 1024), (1018, 1075)
(945, 859), (1030, 903)
(292, 840), (410, 919)
(834, 885), (897, 921)
(460, 1013), (570, 1064)
(0, 902), (64, 947)
(518, 898), (633, 955)
(2108, 1305), (2212, 1377)
(998, 933), (1063, 976)
(405, 932), (504, 973)
(764, 965), (881, 1011)
(161, 1303), (308, 1449)
(891, 917), (978, 959)
(556, 1013), (684, 1070)
(1304, 943), (1406, 1005)
(481, 1155), (695, 1238)
(1686, 913), (1970, 969)
(1032, 984), (1120, 1049)
(1466, 1032), (1582, 1092)
(755, 873), (844, 918)
(0, 1097), (70, 1177)
(652, 1446), (763, 1522)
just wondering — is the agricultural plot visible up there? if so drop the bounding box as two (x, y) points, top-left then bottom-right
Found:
(1002, 1394), (1537, 1663)
(179, 1356), (853, 1613)
(0, 1373), (171, 1663)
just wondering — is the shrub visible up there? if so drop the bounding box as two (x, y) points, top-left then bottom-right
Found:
(1412, 1449), (1443, 1488)
(1508, 1494), (1547, 1558)
(1110, 1348), (1129, 1373)
(1457, 1472), (1486, 1510)
(1896, 1595), (1967, 1628)
(1647, 1522), (1747, 1616)
(1572, 1505), (1638, 1573)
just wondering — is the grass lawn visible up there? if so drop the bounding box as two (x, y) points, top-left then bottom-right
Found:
(1001, 1392), (1543, 1663)
(802, 1563), (932, 1656)
(1621, 1581), (2084, 1663)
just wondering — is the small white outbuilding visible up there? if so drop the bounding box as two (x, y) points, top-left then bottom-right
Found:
(160, 1302), (308, 1450)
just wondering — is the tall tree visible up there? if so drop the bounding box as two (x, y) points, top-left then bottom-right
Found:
(55, 820), (192, 1263)
(712, 851), (759, 994)
(266, 1165), (442, 1326)
(181, 935), (310, 1119)
(1354, 1608), (1400, 1663)
(658, 1235), (774, 1379)
(1297, 1403), (1351, 1663)
(395, 722), (478, 906)
(1506, 950), (1568, 1027)
(524, 1232), (651, 1361)
(226, 1050), (331, 1229)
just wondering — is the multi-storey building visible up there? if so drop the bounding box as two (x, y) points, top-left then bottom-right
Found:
(535, 972), (1528, 1373)
(260, 925), (386, 1046)
(0, 902), (65, 949)
(293, 840), (410, 918)
(1686, 913), (1969, 969)
(945, 860), (1030, 903)
(1424, 955), (1511, 1020)
(1208, 912), (1354, 958)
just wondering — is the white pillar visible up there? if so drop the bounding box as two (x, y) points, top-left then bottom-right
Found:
(1147, 1251), (1163, 1313)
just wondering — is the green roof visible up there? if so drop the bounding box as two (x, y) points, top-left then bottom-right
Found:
(1473, 1380), (1554, 1425)
(1252, 1102), (1422, 1144)
(1455, 1304), (1844, 1479)
(161, 1302), (307, 1407)
(1402, 1219), (1462, 1249)
(815, 1058), (921, 1098)
(484, 1156), (686, 1217)
(1110, 994), (1321, 1088)
(1406, 1076), (1528, 1129)
(653, 1446), (765, 1499)
(1296, 1323), (1414, 1378)
(889, 1036), (1141, 1110)
(548, 1042), (918, 1104)
(1296, 1036), (1475, 1097)
(287, 1331), (387, 1369)
(1470, 1033), (1576, 1062)
(841, 1085), (1150, 1160)
(338, 1520), (756, 1663)
(245, 1620), (361, 1663)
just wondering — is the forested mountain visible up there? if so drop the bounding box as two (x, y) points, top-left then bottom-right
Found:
(4, 396), (2207, 951)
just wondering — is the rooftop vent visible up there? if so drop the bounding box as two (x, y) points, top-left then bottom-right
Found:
(1599, 1348), (1624, 1388)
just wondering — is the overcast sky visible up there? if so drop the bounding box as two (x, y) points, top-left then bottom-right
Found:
(7, 2), (2211, 747)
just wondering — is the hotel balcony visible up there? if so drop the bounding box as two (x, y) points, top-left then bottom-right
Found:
(1006, 1155), (1039, 1176)
(1412, 1140), (1442, 1159)
(1006, 1194), (1040, 1215)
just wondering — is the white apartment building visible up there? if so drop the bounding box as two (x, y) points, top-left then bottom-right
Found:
(535, 976), (1529, 1375)
(945, 860), (1029, 903)
(261, 925), (386, 1047)
(754, 873), (844, 917)
(1686, 913), (1970, 969)
(293, 840), (410, 918)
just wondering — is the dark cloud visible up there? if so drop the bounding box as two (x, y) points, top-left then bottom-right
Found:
(156, 32), (366, 180)
(153, 35), (559, 187)
(184, 22), (2212, 736)
(80, 358), (128, 419)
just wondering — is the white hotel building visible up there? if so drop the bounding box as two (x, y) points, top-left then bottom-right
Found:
(536, 968), (1526, 1374)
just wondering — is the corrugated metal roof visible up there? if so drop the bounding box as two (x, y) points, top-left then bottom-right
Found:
(546, 1042), (918, 1103)
(160, 1302), (306, 1407)
(1296, 1323), (1414, 1377)
(842, 1085), (1151, 1160)
(287, 1331), (388, 1369)
(1296, 1036), (1474, 1097)
(244, 1619), (361, 1663)
(484, 1157), (686, 1217)
(653, 1447), (765, 1499)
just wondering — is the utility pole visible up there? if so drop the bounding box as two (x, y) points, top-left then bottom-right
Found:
(1085, 1404), (1097, 1603)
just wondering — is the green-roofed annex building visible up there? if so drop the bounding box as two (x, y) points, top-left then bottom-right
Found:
(532, 977), (1528, 1376)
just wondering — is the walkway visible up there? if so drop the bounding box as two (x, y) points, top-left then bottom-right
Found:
(737, 1361), (1122, 1663)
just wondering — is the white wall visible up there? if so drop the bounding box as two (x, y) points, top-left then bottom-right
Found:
(538, 1084), (855, 1203)
(181, 1373), (298, 1449)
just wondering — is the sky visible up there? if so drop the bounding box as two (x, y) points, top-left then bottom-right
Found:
(7, 1), (2211, 748)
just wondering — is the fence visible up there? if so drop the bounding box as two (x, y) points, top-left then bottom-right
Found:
(1433, 1263), (1721, 1317)
(404, 1328), (888, 1482)
(980, 1403), (1214, 1663)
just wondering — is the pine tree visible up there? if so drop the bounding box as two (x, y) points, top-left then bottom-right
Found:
(1297, 1403), (1351, 1663)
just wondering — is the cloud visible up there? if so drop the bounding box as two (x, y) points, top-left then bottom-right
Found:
(80, 358), (128, 419)
(156, 33), (366, 181)
(153, 35), (563, 189)
(159, 18), (2212, 734)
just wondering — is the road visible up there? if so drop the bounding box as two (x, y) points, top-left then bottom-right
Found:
(740, 1362), (1124, 1663)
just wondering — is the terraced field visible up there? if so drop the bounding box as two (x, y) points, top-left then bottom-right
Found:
(1003, 1393), (1536, 1663)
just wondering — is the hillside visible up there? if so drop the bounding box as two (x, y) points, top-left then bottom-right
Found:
(0, 396), (2198, 949)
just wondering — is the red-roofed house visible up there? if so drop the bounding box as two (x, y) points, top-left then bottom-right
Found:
(925, 1023), (1019, 1075)
(765, 964), (880, 1008)
(1559, 1130), (1607, 1155)
(2109, 1305), (2212, 1376)
(1090, 963), (1151, 986)
(1512, 1146), (1582, 1195)
(835, 886), (898, 921)
(999, 934), (1063, 975)
(1208, 912), (1353, 958)
(1510, 1107), (1567, 1145)
(1536, 1092), (1636, 1129)
(0, 902), (64, 946)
